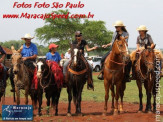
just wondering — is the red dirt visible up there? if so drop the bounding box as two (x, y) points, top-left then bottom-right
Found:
(1, 97), (163, 122)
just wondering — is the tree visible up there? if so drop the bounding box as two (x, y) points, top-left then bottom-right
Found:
(35, 9), (113, 54)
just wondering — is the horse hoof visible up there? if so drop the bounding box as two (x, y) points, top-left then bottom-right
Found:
(37, 113), (42, 116)
(102, 112), (107, 116)
(77, 113), (83, 116)
(113, 109), (119, 115)
(147, 111), (152, 114)
(120, 110), (124, 114)
(54, 113), (58, 116)
(138, 111), (143, 113)
(67, 113), (72, 117)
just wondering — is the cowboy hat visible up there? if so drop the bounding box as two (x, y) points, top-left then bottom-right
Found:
(137, 25), (148, 31)
(113, 20), (125, 27)
(21, 33), (34, 40)
(49, 43), (59, 49)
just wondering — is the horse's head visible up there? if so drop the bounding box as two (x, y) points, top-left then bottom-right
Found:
(112, 34), (130, 62)
(141, 45), (155, 73)
(36, 58), (49, 79)
(11, 45), (23, 74)
(70, 44), (82, 67)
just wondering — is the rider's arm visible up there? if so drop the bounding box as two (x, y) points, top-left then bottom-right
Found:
(136, 44), (140, 50)
(148, 35), (155, 49)
(151, 43), (155, 49)
(85, 45), (97, 52)
(27, 55), (37, 60)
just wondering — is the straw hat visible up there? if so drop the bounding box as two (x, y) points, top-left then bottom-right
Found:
(113, 20), (125, 27)
(137, 25), (148, 31)
(21, 33), (34, 40)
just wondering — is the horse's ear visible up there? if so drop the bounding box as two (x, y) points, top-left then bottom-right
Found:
(11, 45), (16, 53)
(17, 45), (23, 53)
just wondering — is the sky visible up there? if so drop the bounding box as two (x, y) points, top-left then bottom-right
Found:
(0, 0), (163, 48)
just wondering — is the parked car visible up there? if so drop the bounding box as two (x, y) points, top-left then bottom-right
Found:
(86, 56), (102, 72)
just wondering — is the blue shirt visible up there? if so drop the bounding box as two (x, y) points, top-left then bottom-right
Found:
(21, 43), (38, 57)
(46, 52), (61, 63)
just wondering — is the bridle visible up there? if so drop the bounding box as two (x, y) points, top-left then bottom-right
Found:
(38, 62), (53, 92)
(142, 49), (155, 67)
(68, 51), (88, 75)
(135, 49), (155, 81)
(107, 39), (129, 70)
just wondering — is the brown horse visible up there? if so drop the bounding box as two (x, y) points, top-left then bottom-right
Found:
(66, 44), (88, 116)
(103, 34), (130, 115)
(134, 46), (156, 113)
(11, 46), (37, 108)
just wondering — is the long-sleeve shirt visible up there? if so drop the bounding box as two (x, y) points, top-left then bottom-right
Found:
(111, 31), (129, 47)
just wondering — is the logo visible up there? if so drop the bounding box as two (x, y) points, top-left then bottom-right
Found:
(2, 105), (33, 121)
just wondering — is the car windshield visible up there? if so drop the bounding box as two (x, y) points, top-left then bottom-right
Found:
(93, 58), (101, 62)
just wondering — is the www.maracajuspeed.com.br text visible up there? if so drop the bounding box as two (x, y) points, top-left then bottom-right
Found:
(2, 12), (94, 20)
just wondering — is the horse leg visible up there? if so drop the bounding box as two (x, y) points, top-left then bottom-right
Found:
(144, 81), (152, 113)
(153, 85), (156, 113)
(53, 89), (61, 116)
(76, 85), (84, 116)
(110, 85), (115, 114)
(114, 83), (120, 115)
(24, 87), (29, 105)
(136, 80), (143, 113)
(119, 83), (126, 114)
(38, 90), (43, 116)
(67, 87), (72, 116)
(45, 93), (50, 115)
(15, 86), (20, 105)
(103, 79), (109, 116)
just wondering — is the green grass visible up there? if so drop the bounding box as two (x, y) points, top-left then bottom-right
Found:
(4, 75), (163, 104)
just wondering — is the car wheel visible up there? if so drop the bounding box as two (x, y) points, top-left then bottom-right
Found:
(95, 66), (100, 72)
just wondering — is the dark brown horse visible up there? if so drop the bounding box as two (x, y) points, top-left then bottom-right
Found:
(103, 34), (130, 115)
(134, 46), (156, 113)
(66, 44), (88, 116)
(36, 59), (61, 116)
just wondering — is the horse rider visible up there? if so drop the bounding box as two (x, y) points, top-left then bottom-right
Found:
(10, 33), (38, 91)
(45, 43), (64, 87)
(46, 43), (61, 64)
(63, 31), (98, 90)
(0, 45), (7, 91)
(98, 20), (131, 82)
(130, 25), (162, 79)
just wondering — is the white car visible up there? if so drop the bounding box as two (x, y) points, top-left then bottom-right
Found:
(86, 56), (102, 72)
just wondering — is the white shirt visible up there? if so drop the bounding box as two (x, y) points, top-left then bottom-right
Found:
(65, 52), (71, 59)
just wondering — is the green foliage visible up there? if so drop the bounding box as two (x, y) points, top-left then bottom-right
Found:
(0, 40), (24, 50)
(35, 9), (113, 53)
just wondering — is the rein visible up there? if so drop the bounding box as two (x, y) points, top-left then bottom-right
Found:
(135, 49), (155, 82)
(68, 55), (88, 75)
(39, 64), (53, 92)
